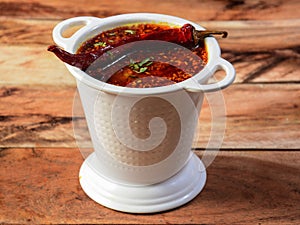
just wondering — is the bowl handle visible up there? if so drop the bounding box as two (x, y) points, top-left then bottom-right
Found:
(184, 58), (235, 92)
(52, 16), (102, 49)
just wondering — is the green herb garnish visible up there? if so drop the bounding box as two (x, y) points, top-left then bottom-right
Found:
(124, 30), (136, 34)
(138, 58), (152, 67)
(129, 57), (153, 73)
(139, 67), (148, 73)
(94, 41), (107, 47)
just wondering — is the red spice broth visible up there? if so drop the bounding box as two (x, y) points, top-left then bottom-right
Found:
(77, 23), (208, 88)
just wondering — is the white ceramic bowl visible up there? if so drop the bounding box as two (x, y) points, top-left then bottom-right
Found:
(51, 13), (235, 213)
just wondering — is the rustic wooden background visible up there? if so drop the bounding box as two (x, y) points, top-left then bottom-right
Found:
(1, 0), (300, 224)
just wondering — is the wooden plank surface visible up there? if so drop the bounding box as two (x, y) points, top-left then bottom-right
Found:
(2, 18), (299, 53)
(0, 84), (299, 149)
(1, 148), (299, 224)
(1, 0), (299, 20)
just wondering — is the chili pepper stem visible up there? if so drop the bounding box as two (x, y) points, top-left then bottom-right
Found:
(193, 30), (228, 46)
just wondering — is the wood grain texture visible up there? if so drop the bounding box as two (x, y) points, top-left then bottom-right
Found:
(0, 0), (299, 20)
(2, 18), (299, 53)
(0, 46), (76, 86)
(210, 84), (300, 149)
(202, 19), (300, 52)
(0, 84), (299, 149)
(0, 86), (76, 148)
(1, 148), (299, 224)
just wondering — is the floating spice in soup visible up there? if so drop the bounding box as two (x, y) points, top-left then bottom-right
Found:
(48, 23), (227, 88)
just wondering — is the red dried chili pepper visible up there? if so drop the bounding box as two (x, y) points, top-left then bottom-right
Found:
(48, 24), (197, 70)
(47, 45), (114, 70)
(141, 24), (194, 47)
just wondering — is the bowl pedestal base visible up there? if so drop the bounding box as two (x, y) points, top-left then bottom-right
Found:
(79, 152), (206, 213)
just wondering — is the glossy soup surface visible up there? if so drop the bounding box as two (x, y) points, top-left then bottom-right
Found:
(77, 23), (207, 88)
